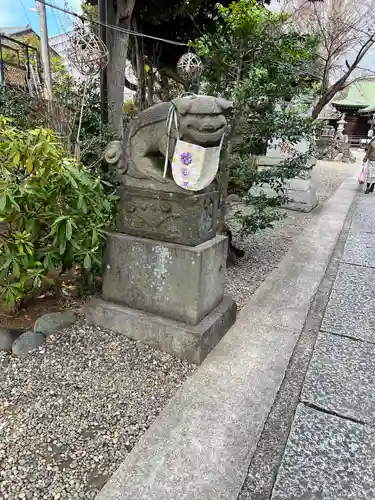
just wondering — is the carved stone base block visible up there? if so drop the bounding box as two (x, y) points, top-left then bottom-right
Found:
(249, 155), (318, 213)
(85, 296), (237, 365)
(285, 178), (318, 213)
(102, 232), (227, 325)
(117, 186), (219, 246)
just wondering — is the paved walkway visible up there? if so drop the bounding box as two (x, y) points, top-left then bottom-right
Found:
(269, 192), (375, 499)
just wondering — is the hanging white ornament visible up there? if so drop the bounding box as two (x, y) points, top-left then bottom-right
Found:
(67, 29), (108, 77)
(67, 28), (108, 162)
(177, 52), (203, 83)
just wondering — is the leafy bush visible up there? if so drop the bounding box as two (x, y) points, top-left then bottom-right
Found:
(194, 0), (319, 236)
(0, 117), (116, 310)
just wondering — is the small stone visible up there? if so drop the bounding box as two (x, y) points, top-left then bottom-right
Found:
(34, 312), (77, 337)
(0, 328), (24, 352)
(12, 331), (46, 357)
(0, 328), (12, 352)
(227, 194), (242, 205)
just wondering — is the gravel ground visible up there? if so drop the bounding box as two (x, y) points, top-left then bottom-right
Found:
(0, 323), (195, 500)
(225, 159), (359, 309)
(0, 159), (359, 500)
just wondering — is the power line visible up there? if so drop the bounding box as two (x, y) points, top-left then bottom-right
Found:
(49, 0), (66, 34)
(18, 0), (33, 27)
(35, 0), (188, 47)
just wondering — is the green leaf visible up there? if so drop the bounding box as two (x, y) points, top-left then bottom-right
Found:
(0, 194), (7, 212)
(91, 230), (98, 246)
(59, 238), (67, 255)
(83, 253), (92, 271)
(12, 259), (21, 279)
(65, 219), (73, 241)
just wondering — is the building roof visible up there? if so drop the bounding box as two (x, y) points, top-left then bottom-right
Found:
(0, 25), (59, 57)
(0, 25), (33, 37)
(332, 78), (375, 110)
(359, 103), (375, 115)
(49, 31), (74, 43)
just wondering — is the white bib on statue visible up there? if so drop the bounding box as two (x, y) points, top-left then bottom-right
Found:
(163, 104), (224, 192)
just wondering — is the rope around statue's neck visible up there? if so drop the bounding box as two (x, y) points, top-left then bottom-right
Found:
(163, 93), (197, 178)
(163, 104), (180, 178)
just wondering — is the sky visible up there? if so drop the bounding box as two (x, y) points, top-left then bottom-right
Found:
(1, 0), (82, 37)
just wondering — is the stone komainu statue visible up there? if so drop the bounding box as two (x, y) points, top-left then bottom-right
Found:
(104, 94), (233, 193)
(105, 94), (243, 264)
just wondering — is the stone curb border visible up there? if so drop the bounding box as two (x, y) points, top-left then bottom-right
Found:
(96, 177), (358, 500)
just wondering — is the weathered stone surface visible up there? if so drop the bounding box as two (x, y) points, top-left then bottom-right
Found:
(102, 233), (227, 325)
(0, 328), (24, 352)
(250, 156), (318, 213)
(104, 95), (233, 193)
(271, 405), (375, 499)
(116, 186), (219, 245)
(333, 262), (375, 294)
(302, 332), (375, 424)
(34, 311), (77, 337)
(321, 288), (375, 343)
(342, 231), (375, 267)
(322, 264), (375, 341)
(351, 197), (375, 234)
(12, 331), (45, 357)
(284, 181), (318, 213)
(0, 328), (12, 352)
(238, 199), (355, 500)
(227, 193), (242, 205)
(85, 295), (236, 365)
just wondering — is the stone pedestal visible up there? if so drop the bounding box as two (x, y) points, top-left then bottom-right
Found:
(86, 199), (237, 364)
(251, 155), (318, 213)
(86, 296), (236, 365)
(102, 233), (227, 325)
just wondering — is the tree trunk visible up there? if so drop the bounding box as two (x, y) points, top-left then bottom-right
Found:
(159, 72), (170, 102)
(146, 71), (155, 107)
(134, 26), (147, 110)
(311, 73), (355, 119)
(218, 52), (243, 233)
(106, 0), (137, 137)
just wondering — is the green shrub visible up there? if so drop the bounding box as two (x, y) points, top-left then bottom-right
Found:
(0, 117), (117, 310)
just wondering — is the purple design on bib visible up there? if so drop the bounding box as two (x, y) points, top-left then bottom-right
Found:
(181, 168), (189, 177)
(183, 181), (189, 188)
(180, 151), (192, 165)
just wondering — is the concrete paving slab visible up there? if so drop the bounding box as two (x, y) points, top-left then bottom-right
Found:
(95, 178), (357, 500)
(271, 405), (375, 500)
(321, 288), (375, 343)
(237, 181), (360, 333)
(342, 232), (375, 268)
(302, 332), (375, 424)
(351, 199), (375, 234)
(238, 205), (356, 500)
(96, 322), (300, 500)
(333, 262), (375, 294)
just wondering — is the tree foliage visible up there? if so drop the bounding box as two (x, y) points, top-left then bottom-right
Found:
(193, 0), (318, 235)
(83, 0), (237, 107)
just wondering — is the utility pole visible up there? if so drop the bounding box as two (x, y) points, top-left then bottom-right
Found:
(99, 0), (108, 124)
(36, 0), (53, 100)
